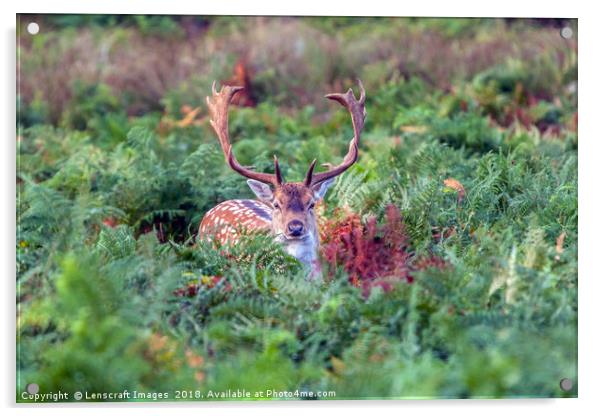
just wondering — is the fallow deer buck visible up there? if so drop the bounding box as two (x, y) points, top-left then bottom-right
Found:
(199, 80), (366, 276)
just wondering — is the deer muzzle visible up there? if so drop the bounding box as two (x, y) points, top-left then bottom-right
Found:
(287, 220), (305, 237)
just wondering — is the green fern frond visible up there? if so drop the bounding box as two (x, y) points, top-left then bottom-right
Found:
(96, 225), (136, 259)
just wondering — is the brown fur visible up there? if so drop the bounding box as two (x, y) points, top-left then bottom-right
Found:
(271, 183), (318, 240)
(199, 199), (272, 245)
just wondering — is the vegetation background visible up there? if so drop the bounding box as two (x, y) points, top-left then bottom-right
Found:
(17, 15), (577, 401)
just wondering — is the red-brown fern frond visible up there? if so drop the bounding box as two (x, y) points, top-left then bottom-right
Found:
(320, 204), (446, 296)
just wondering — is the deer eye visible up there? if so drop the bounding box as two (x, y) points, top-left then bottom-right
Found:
(273, 201), (280, 209)
(308, 203), (315, 210)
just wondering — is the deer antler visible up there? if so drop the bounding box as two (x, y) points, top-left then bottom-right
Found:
(305, 79), (366, 186)
(207, 81), (282, 186)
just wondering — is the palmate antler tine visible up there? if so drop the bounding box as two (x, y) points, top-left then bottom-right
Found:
(307, 79), (366, 186)
(206, 82), (281, 186)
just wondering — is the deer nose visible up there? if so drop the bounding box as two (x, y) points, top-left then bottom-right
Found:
(287, 220), (304, 237)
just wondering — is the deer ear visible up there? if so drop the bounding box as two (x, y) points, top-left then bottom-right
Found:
(247, 179), (273, 202)
(312, 178), (336, 200)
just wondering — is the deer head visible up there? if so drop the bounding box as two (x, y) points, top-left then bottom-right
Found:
(205, 80), (366, 268)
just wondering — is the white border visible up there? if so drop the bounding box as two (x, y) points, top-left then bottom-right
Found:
(3, 1), (600, 415)
(5, 0), (581, 17)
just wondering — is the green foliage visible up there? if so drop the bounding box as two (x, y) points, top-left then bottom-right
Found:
(18, 252), (200, 399)
(61, 82), (121, 131)
(17, 17), (577, 402)
(97, 225), (137, 259)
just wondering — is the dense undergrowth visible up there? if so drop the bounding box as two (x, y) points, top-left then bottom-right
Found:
(17, 16), (577, 400)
